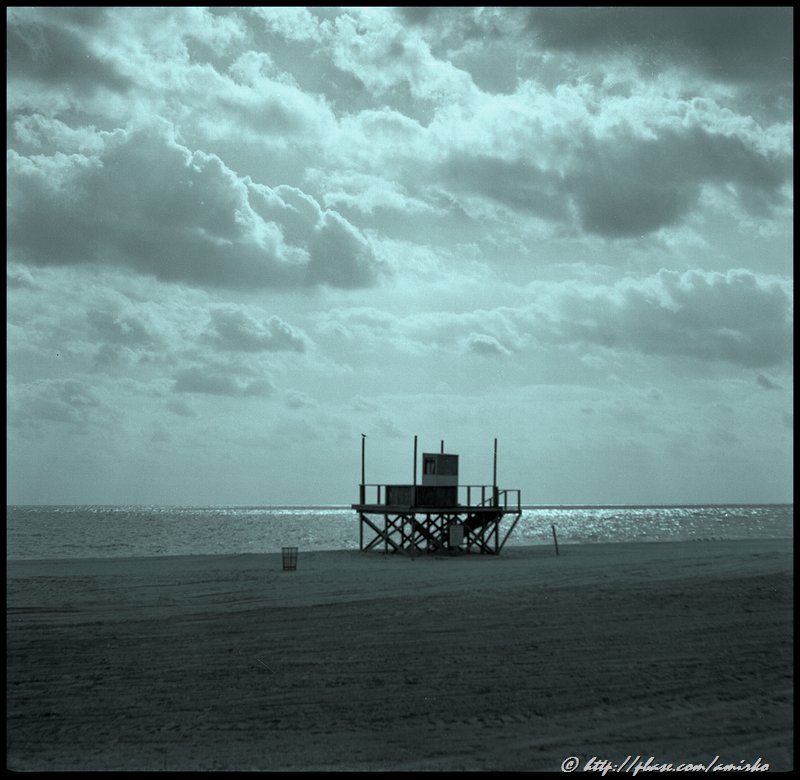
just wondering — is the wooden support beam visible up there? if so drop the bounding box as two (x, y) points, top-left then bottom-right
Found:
(360, 513), (402, 553)
(499, 513), (523, 552)
(357, 503), (519, 555)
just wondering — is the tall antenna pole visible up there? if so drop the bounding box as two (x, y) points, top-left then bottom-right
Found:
(413, 434), (418, 506)
(493, 437), (498, 507)
(440, 439), (444, 454)
(360, 434), (366, 504)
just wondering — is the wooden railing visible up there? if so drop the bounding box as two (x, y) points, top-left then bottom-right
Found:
(358, 484), (521, 513)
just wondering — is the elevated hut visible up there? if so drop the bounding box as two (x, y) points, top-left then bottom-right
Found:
(352, 436), (522, 554)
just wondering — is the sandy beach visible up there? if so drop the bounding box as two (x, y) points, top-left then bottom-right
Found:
(7, 539), (793, 772)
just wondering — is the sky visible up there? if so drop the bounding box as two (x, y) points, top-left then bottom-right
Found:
(6, 6), (793, 506)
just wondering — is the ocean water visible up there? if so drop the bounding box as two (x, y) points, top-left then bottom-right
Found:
(5, 504), (793, 561)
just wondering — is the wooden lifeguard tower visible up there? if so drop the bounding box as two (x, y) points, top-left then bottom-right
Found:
(352, 436), (523, 555)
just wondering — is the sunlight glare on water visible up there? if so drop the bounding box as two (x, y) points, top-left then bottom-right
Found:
(5, 504), (793, 560)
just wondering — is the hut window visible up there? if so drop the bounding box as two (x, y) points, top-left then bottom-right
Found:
(424, 457), (436, 475)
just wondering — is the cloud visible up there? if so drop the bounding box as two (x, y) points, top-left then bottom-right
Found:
(316, 304), (525, 361)
(317, 269), (792, 370)
(308, 210), (383, 287)
(307, 169), (436, 216)
(568, 128), (790, 237)
(7, 265), (39, 291)
(7, 12), (131, 94)
(285, 391), (314, 410)
(166, 398), (198, 417)
(315, 307), (399, 348)
(756, 374), (781, 391)
(352, 395), (379, 413)
(373, 417), (405, 439)
(173, 366), (274, 397)
(86, 308), (159, 348)
(327, 9), (477, 104)
(7, 123), (383, 290)
(543, 269), (793, 368)
(436, 125), (790, 238)
(10, 378), (112, 431)
(464, 333), (511, 356)
(222, 51), (337, 139)
(204, 307), (306, 352)
(150, 421), (172, 444)
(440, 154), (567, 223)
(247, 7), (323, 43)
(526, 7), (794, 86)
(84, 300), (166, 371)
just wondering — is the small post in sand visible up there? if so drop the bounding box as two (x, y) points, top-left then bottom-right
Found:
(551, 524), (559, 556)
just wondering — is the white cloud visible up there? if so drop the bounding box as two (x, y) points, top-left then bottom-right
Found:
(531, 269), (793, 368)
(204, 307), (307, 352)
(86, 308), (160, 348)
(317, 269), (792, 370)
(10, 378), (118, 432)
(220, 55), (337, 140)
(8, 122), (384, 290)
(327, 8), (478, 104)
(248, 7), (324, 43)
(464, 333), (511, 356)
(173, 365), (274, 397)
(306, 169), (437, 216)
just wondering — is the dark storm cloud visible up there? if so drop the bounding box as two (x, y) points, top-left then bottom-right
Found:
(567, 132), (696, 237)
(527, 7), (793, 85)
(397, 7), (436, 26)
(204, 308), (306, 352)
(440, 154), (568, 222)
(440, 127), (790, 238)
(394, 6), (509, 42)
(42, 7), (113, 29)
(568, 127), (790, 237)
(308, 211), (385, 288)
(7, 15), (131, 93)
(549, 270), (792, 368)
(7, 124), (383, 290)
